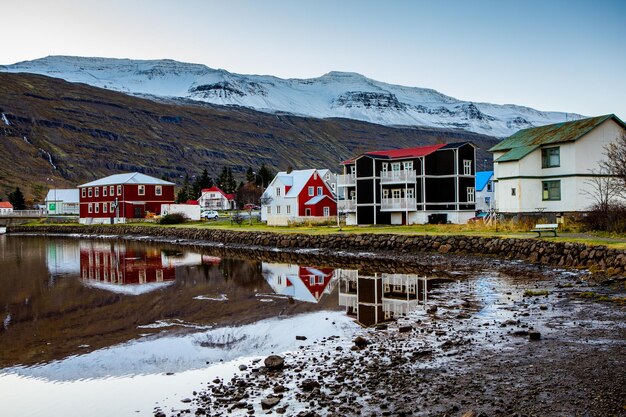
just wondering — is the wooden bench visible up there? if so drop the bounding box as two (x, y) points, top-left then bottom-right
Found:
(531, 223), (558, 237)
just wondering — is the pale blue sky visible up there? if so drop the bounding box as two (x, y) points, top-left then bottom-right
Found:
(2, 0), (624, 119)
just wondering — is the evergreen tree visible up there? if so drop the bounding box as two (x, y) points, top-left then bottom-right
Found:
(8, 187), (26, 210)
(245, 167), (255, 183)
(176, 174), (191, 203)
(257, 164), (275, 188)
(216, 167), (229, 191)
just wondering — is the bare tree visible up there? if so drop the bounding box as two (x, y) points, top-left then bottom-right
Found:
(583, 168), (622, 211)
(601, 132), (626, 198)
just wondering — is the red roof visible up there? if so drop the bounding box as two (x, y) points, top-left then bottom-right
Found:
(185, 200), (200, 205)
(0, 202), (13, 209)
(200, 186), (235, 201)
(365, 143), (446, 159)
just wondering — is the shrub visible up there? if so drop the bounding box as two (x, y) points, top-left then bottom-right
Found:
(581, 203), (626, 233)
(159, 213), (188, 225)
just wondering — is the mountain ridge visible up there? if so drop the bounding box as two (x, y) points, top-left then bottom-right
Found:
(2, 55), (585, 137)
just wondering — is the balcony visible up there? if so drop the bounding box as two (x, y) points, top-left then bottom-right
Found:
(338, 199), (356, 212)
(337, 174), (356, 187)
(380, 197), (417, 211)
(380, 170), (416, 184)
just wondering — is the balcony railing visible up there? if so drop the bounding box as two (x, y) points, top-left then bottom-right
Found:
(337, 174), (356, 186)
(338, 199), (356, 212)
(380, 197), (417, 211)
(380, 170), (416, 183)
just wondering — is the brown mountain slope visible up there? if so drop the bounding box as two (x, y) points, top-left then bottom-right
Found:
(0, 73), (499, 202)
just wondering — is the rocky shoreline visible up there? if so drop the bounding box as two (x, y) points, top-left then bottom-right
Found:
(7, 225), (626, 275)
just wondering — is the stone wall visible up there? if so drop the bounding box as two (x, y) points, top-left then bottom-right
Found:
(7, 225), (626, 275)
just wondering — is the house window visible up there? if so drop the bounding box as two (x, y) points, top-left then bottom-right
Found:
(305, 208), (311, 216)
(94, 203), (99, 213)
(138, 185), (145, 195)
(350, 190), (356, 200)
(88, 203), (93, 214)
(308, 186), (314, 196)
(103, 203), (108, 213)
(117, 185), (122, 195)
(110, 202), (115, 212)
(467, 187), (475, 203)
(391, 163), (401, 172)
(323, 207), (330, 217)
(382, 163), (388, 173)
(286, 205), (291, 214)
(403, 161), (413, 171)
(406, 188), (415, 199)
(485, 197), (491, 207)
(276, 205), (281, 214)
(103, 187), (107, 197)
(88, 188), (93, 197)
(276, 187), (281, 197)
(392, 189), (401, 199)
(542, 180), (561, 201)
(542, 147), (560, 168)
(81, 188), (86, 198)
(487, 181), (492, 192)
(317, 187), (323, 196)
(350, 165), (356, 176)
(95, 187), (99, 197)
(511, 188), (516, 196)
(331, 183), (336, 192)
(267, 206), (271, 214)
(155, 186), (162, 196)
(463, 160), (472, 175)
(382, 189), (389, 199)
(110, 185), (114, 196)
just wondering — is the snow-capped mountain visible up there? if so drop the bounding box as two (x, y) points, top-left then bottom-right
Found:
(1, 56), (584, 137)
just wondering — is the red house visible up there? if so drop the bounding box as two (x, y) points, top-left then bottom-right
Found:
(261, 169), (337, 226)
(78, 172), (175, 224)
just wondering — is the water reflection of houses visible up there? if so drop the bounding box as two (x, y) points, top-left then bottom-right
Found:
(262, 263), (335, 303)
(337, 270), (431, 327)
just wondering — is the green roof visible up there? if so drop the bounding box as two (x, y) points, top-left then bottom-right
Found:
(490, 114), (625, 163)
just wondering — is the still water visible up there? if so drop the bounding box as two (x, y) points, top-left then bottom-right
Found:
(0, 235), (438, 417)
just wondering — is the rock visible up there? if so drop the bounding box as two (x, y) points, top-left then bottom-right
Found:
(529, 331), (541, 341)
(461, 411), (477, 417)
(273, 384), (287, 393)
(239, 364), (248, 371)
(261, 396), (281, 410)
(427, 305), (438, 314)
(296, 335), (307, 341)
(154, 412), (166, 417)
(398, 325), (413, 333)
(353, 336), (369, 349)
(264, 355), (285, 371)
(181, 398), (192, 403)
(375, 324), (388, 331)
(301, 379), (321, 391)
(539, 304), (548, 310)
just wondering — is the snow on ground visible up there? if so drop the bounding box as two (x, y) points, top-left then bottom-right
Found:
(1, 56), (584, 137)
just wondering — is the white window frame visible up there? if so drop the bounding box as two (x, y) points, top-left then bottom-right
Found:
(317, 186), (323, 196)
(138, 185), (145, 196)
(81, 188), (86, 198)
(103, 203), (108, 213)
(403, 161), (413, 171)
(117, 185), (122, 196)
(276, 205), (281, 214)
(391, 162), (401, 172)
(155, 185), (162, 196)
(94, 203), (99, 213)
(95, 187), (99, 197)
(276, 187), (281, 197)
(382, 189), (389, 199)
(463, 160), (472, 175)
(392, 189), (401, 199)
(286, 205), (291, 214)
(88, 188), (93, 197)
(406, 188), (415, 199)
(323, 206), (330, 217)
(382, 163), (388, 173)
(267, 206), (271, 214)
(88, 203), (93, 214)
(110, 202), (115, 212)
(308, 186), (314, 196)
(110, 185), (114, 196)
(467, 187), (475, 203)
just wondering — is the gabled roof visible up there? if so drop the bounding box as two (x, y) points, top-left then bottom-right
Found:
(45, 188), (79, 202)
(0, 202), (13, 209)
(200, 186), (235, 200)
(365, 143), (446, 159)
(265, 169), (334, 199)
(304, 194), (335, 205)
(79, 172), (175, 187)
(490, 114), (626, 162)
(475, 171), (493, 192)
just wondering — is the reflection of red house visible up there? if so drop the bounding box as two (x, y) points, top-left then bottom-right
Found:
(262, 263), (335, 303)
(80, 243), (176, 287)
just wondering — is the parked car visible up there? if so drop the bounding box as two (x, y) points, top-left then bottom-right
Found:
(467, 211), (489, 223)
(243, 204), (261, 211)
(201, 210), (219, 220)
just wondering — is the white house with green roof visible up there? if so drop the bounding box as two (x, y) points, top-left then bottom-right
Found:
(489, 114), (626, 214)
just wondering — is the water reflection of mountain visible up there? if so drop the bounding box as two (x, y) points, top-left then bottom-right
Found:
(262, 263), (335, 303)
(338, 270), (435, 327)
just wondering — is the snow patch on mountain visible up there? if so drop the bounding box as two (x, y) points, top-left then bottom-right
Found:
(1, 56), (585, 137)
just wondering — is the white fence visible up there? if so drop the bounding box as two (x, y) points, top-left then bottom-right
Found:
(0, 210), (46, 217)
(380, 170), (416, 183)
(380, 197), (417, 211)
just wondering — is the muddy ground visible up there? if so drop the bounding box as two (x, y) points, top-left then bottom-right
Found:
(157, 260), (626, 417)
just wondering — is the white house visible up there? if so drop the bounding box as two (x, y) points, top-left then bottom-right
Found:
(260, 169), (337, 226)
(0, 202), (14, 215)
(45, 188), (80, 215)
(261, 262), (336, 303)
(475, 171), (494, 212)
(198, 186), (236, 211)
(490, 114), (626, 214)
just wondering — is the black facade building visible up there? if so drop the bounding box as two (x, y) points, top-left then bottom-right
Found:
(337, 142), (476, 225)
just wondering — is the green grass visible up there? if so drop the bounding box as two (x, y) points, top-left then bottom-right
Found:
(524, 289), (550, 297)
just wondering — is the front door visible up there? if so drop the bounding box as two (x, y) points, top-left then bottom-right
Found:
(134, 206), (144, 218)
